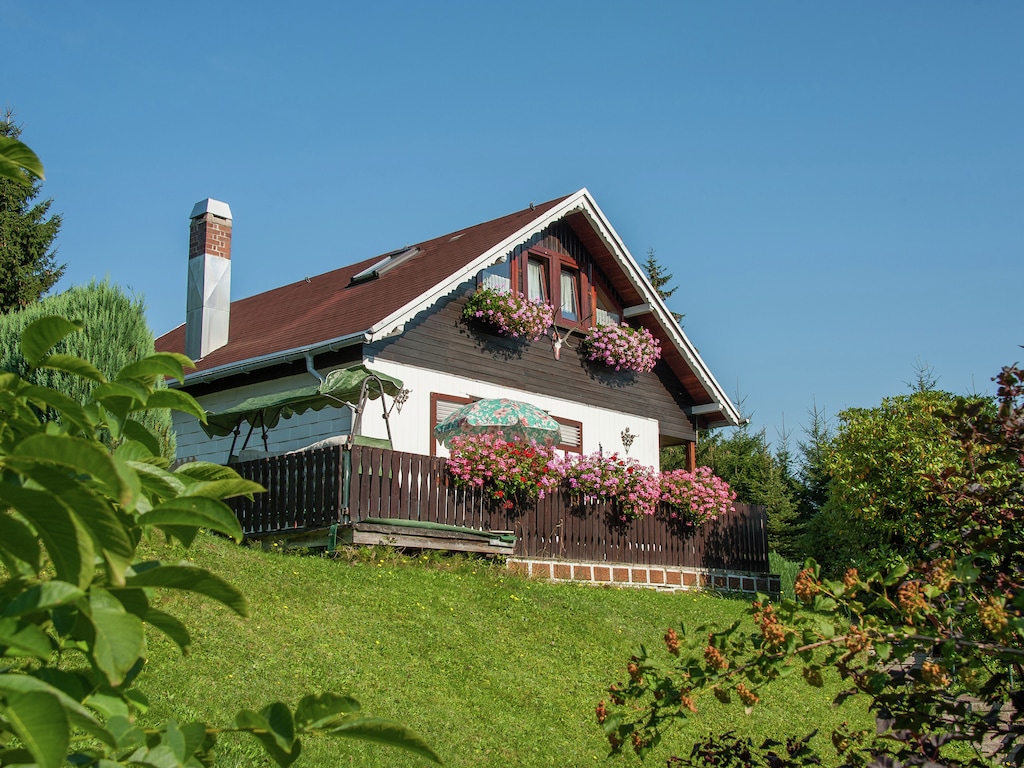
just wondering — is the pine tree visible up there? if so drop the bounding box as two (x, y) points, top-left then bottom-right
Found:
(642, 248), (684, 324)
(0, 113), (63, 313)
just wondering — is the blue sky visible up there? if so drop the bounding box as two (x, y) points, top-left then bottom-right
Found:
(6, 1), (1022, 451)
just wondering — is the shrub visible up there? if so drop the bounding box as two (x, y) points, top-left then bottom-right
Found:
(599, 360), (1024, 766)
(0, 279), (176, 457)
(0, 316), (439, 766)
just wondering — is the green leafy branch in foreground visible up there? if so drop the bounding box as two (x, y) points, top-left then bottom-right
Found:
(0, 316), (440, 766)
(600, 360), (1024, 767)
(0, 133), (44, 185)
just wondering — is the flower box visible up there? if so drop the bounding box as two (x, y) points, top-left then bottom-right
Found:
(581, 323), (662, 373)
(463, 287), (554, 342)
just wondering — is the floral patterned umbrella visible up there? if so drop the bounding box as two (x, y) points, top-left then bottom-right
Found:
(433, 398), (562, 446)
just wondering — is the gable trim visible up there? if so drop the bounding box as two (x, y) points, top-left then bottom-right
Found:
(366, 188), (741, 427)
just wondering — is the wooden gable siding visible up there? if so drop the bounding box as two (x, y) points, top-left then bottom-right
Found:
(367, 283), (697, 444)
(511, 221), (628, 312)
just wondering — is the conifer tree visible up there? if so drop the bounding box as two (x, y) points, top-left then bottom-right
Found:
(642, 248), (684, 324)
(0, 113), (63, 312)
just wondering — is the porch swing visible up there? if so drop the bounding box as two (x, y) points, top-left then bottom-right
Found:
(198, 363), (405, 464)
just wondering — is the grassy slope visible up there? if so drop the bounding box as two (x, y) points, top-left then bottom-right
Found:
(138, 535), (863, 767)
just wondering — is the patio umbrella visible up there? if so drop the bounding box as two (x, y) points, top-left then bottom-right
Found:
(433, 398), (562, 446)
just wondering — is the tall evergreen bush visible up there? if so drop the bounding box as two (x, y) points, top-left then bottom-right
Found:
(0, 280), (175, 457)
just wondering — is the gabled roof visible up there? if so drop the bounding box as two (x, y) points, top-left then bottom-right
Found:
(155, 189), (741, 427)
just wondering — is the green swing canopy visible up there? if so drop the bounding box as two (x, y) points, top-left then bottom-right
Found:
(200, 364), (403, 438)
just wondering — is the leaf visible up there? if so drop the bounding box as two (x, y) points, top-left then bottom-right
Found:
(0, 134), (45, 182)
(115, 439), (157, 463)
(35, 353), (106, 383)
(15, 463), (135, 585)
(236, 705), (301, 767)
(88, 588), (146, 686)
(5, 690), (69, 768)
(0, 674), (115, 748)
(0, 619), (53, 660)
(129, 460), (187, 501)
(126, 562), (248, 617)
(93, 380), (150, 407)
(117, 353), (191, 385)
(146, 389), (207, 422)
(3, 581), (85, 617)
(104, 714), (145, 749)
(142, 497), (244, 543)
(180, 721), (212, 762)
(882, 562), (910, 586)
(141, 607), (193, 655)
(12, 434), (129, 506)
(0, 484), (94, 588)
(0, 512), (42, 571)
(324, 716), (442, 764)
(183, 478), (264, 502)
(294, 693), (361, 730)
(164, 719), (187, 762)
(20, 317), (82, 366)
(173, 461), (246, 483)
(121, 419), (163, 457)
(22, 384), (95, 436)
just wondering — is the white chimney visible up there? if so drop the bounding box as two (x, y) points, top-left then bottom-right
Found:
(185, 199), (232, 360)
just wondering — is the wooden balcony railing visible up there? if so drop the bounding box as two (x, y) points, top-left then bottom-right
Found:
(229, 444), (770, 573)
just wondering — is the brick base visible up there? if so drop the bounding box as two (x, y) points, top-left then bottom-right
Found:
(507, 557), (781, 599)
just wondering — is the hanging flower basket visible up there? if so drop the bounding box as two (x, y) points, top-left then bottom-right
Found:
(463, 287), (554, 342)
(581, 323), (662, 373)
(660, 466), (736, 527)
(445, 432), (560, 509)
(551, 451), (661, 521)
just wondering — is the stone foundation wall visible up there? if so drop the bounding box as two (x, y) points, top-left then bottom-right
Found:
(508, 557), (781, 599)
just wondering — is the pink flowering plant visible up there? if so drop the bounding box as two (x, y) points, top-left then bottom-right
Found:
(554, 451), (662, 521)
(660, 465), (736, 526)
(463, 287), (555, 342)
(581, 322), (662, 373)
(446, 432), (559, 509)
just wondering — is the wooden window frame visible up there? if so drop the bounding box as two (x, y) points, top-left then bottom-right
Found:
(552, 415), (583, 454)
(430, 393), (473, 456)
(513, 246), (592, 329)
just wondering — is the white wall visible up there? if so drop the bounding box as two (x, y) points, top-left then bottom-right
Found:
(365, 359), (663, 468)
(173, 360), (664, 469)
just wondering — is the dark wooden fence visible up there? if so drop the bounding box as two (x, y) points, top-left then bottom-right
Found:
(229, 444), (770, 573)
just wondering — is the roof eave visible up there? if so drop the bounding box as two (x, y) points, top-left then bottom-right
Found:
(177, 331), (367, 388)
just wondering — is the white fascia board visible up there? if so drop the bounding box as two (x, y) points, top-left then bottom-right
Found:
(360, 188), (741, 428)
(569, 191), (743, 428)
(179, 331), (366, 387)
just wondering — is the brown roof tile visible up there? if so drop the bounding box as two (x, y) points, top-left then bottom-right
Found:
(155, 195), (570, 372)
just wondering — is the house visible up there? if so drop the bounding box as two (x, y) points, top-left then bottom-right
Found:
(155, 189), (742, 470)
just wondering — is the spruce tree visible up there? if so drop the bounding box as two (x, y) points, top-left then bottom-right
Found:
(0, 113), (63, 313)
(642, 248), (684, 324)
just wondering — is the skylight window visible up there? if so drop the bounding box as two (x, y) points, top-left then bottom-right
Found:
(350, 246), (421, 284)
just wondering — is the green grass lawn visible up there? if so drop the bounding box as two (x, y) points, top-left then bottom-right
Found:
(137, 535), (865, 767)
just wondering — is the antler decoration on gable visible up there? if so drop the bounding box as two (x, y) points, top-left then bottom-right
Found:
(549, 324), (579, 360)
(547, 313), (592, 360)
